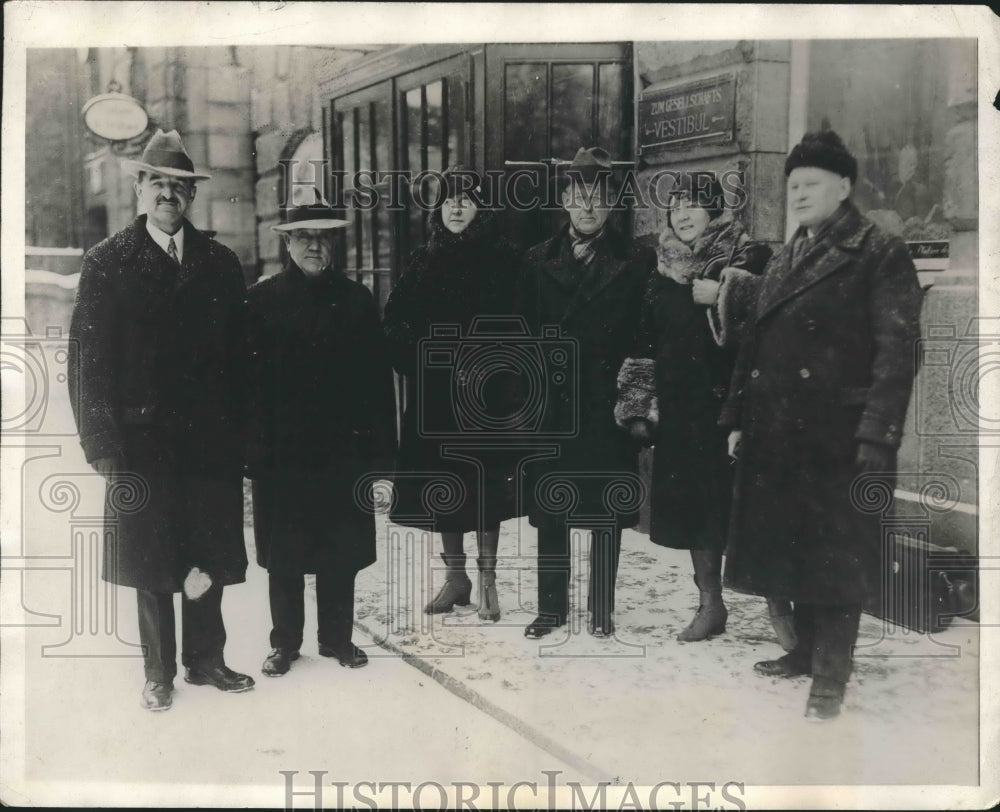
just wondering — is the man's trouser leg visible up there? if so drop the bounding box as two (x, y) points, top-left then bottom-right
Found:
(589, 526), (622, 628)
(316, 568), (357, 650)
(537, 518), (571, 623)
(137, 589), (177, 683)
(180, 578), (226, 670)
(268, 573), (305, 652)
(811, 604), (863, 685)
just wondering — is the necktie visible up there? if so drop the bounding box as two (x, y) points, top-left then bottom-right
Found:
(167, 237), (180, 266)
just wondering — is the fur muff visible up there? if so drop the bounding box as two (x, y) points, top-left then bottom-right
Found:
(708, 265), (760, 348)
(614, 357), (658, 428)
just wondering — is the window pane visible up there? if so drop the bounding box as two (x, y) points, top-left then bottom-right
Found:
(342, 109), (359, 269)
(551, 63), (594, 159)
(425, 80), (444, 172)
(598, 63), (624, 155)
(806, 39), (958, 239)
(404, 87), (425, 250)
(505, 63), (547, 161)
(446, 73), (467, 167)
(356, 105), (370, 268)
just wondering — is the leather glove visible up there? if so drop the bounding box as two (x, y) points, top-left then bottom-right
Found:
(854, 441), (896, 473)
(92, 457), (121, 479)
(627, 418), (656, 448)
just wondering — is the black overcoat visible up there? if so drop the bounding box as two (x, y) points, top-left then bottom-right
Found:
(636, 216), (771, 550)
(719, 203), (923, 604)
(517, 225), (655, 529)
(246, 263), (396, 576)
(382, 211), (522, 532)
(68, 216), (248, 593)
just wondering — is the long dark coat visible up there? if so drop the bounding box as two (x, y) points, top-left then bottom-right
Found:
(382, 211), (522, 532)
(719, 203), (923, 604)
(68, 215), (248, 593)
(246, 263), (396, 576)
(517, 224), (655, 529)
(636, 215), (771, 550)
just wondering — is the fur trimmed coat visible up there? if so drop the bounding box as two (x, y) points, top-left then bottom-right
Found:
(246, 262), (396, 576)
(68, 216), (248, 592)
(720, 202), (923, 604)
(617, 213), (771, 550)
(382, 210), (522, 532)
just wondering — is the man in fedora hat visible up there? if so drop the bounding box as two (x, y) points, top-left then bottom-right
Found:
(69, 129), (255, 711)
(720, 130), (922, 720)
(246, 197), (396, 677)
(516, 146), (655, 640)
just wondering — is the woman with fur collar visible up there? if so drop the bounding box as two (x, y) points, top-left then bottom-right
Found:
(615, 172), (775, 643)
(383, 167), (520, 623)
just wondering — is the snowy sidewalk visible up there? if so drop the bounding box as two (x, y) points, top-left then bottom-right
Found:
(341, 516), (979, 786)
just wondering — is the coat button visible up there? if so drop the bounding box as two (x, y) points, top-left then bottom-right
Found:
(799, 368), (811, 379)
(750, 369), (760, 379)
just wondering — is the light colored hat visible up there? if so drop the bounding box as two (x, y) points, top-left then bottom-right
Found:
(271, 200), (350, 231)
(122, 129), (211, 180)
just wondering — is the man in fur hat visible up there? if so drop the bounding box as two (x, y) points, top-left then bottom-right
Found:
(69, 129), (254, 711)
(719, 130), (923, 720)
(517, 147), (655, 639)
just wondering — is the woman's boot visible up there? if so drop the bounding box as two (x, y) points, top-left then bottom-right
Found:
(767, 596), (798, 652)
(476, 528), (501, 622)
(677, 548), (728, 642)
(424, 533), (472, 614)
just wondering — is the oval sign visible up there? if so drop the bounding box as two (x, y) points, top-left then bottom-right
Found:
(82, 92), (149, 142)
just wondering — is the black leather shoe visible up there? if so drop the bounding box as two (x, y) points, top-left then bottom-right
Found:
(753, 653), (811, 678)
(587, 616), (616, 638)
(141, 680), (173, 711)
(184, 663), (255, 692)
(261, 648), (299, 677)
(524, 614), (565, 639)
(318, 642), (368, 668)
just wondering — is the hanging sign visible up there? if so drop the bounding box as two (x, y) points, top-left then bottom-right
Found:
(82, 92), (149, 142)
(638, 74), (736, 154)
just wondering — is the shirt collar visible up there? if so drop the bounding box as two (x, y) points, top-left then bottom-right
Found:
(145, 218), (185, 263)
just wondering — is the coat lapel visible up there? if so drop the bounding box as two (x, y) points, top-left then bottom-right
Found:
(557, 228), (632, 324)
(755, 204), (870, 322)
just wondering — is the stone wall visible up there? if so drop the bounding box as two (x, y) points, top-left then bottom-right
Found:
(632, 40), (791, 250)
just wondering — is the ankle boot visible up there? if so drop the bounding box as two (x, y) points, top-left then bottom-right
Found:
(677, 550), (727, 642)
(767, 597), (798, 652)
(424, 554), (472, 614)
(477, 561), (500, 623)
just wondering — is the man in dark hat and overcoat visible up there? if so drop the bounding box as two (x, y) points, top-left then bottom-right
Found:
(69, 129), (255, 711)
(720, 130), (923, 720)
(516, 147), (655, 640)
(246, 198), (396, 677)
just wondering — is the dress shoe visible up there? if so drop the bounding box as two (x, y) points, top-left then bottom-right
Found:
(753, 653), (811, 678)
(524, 614), (565, 639)
(140, 680), (173, 711)
(184, 663), (255, 692)
(587, 615), (616, 638)
(805, 676), (845, 722)
(261, 648), (299, 677)
(318, 642), (368, 668)
(424, 576), (473, 614)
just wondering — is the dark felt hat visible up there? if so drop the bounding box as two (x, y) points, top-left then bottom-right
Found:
(667, 171), (728, 222)
(784, 130), (858, 183)
(441, 164), (482, 199)
(563, 146), (614, 187)
(122, 129), (211, 180)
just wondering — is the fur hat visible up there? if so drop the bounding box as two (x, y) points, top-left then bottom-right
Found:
(784, 130), (858, 183)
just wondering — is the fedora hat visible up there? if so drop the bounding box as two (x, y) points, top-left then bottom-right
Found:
(122, 129), (211, 180)
(271, 198), (350, 231)
(563, 146), (614, 186)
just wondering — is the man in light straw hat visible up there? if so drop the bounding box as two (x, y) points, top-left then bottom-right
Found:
(69, 129), (255, 711)
(246, 194), (396, 677)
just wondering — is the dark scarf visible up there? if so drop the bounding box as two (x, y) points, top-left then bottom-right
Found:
(568, 224), (607, 268)
(790, 201), (851, 267)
